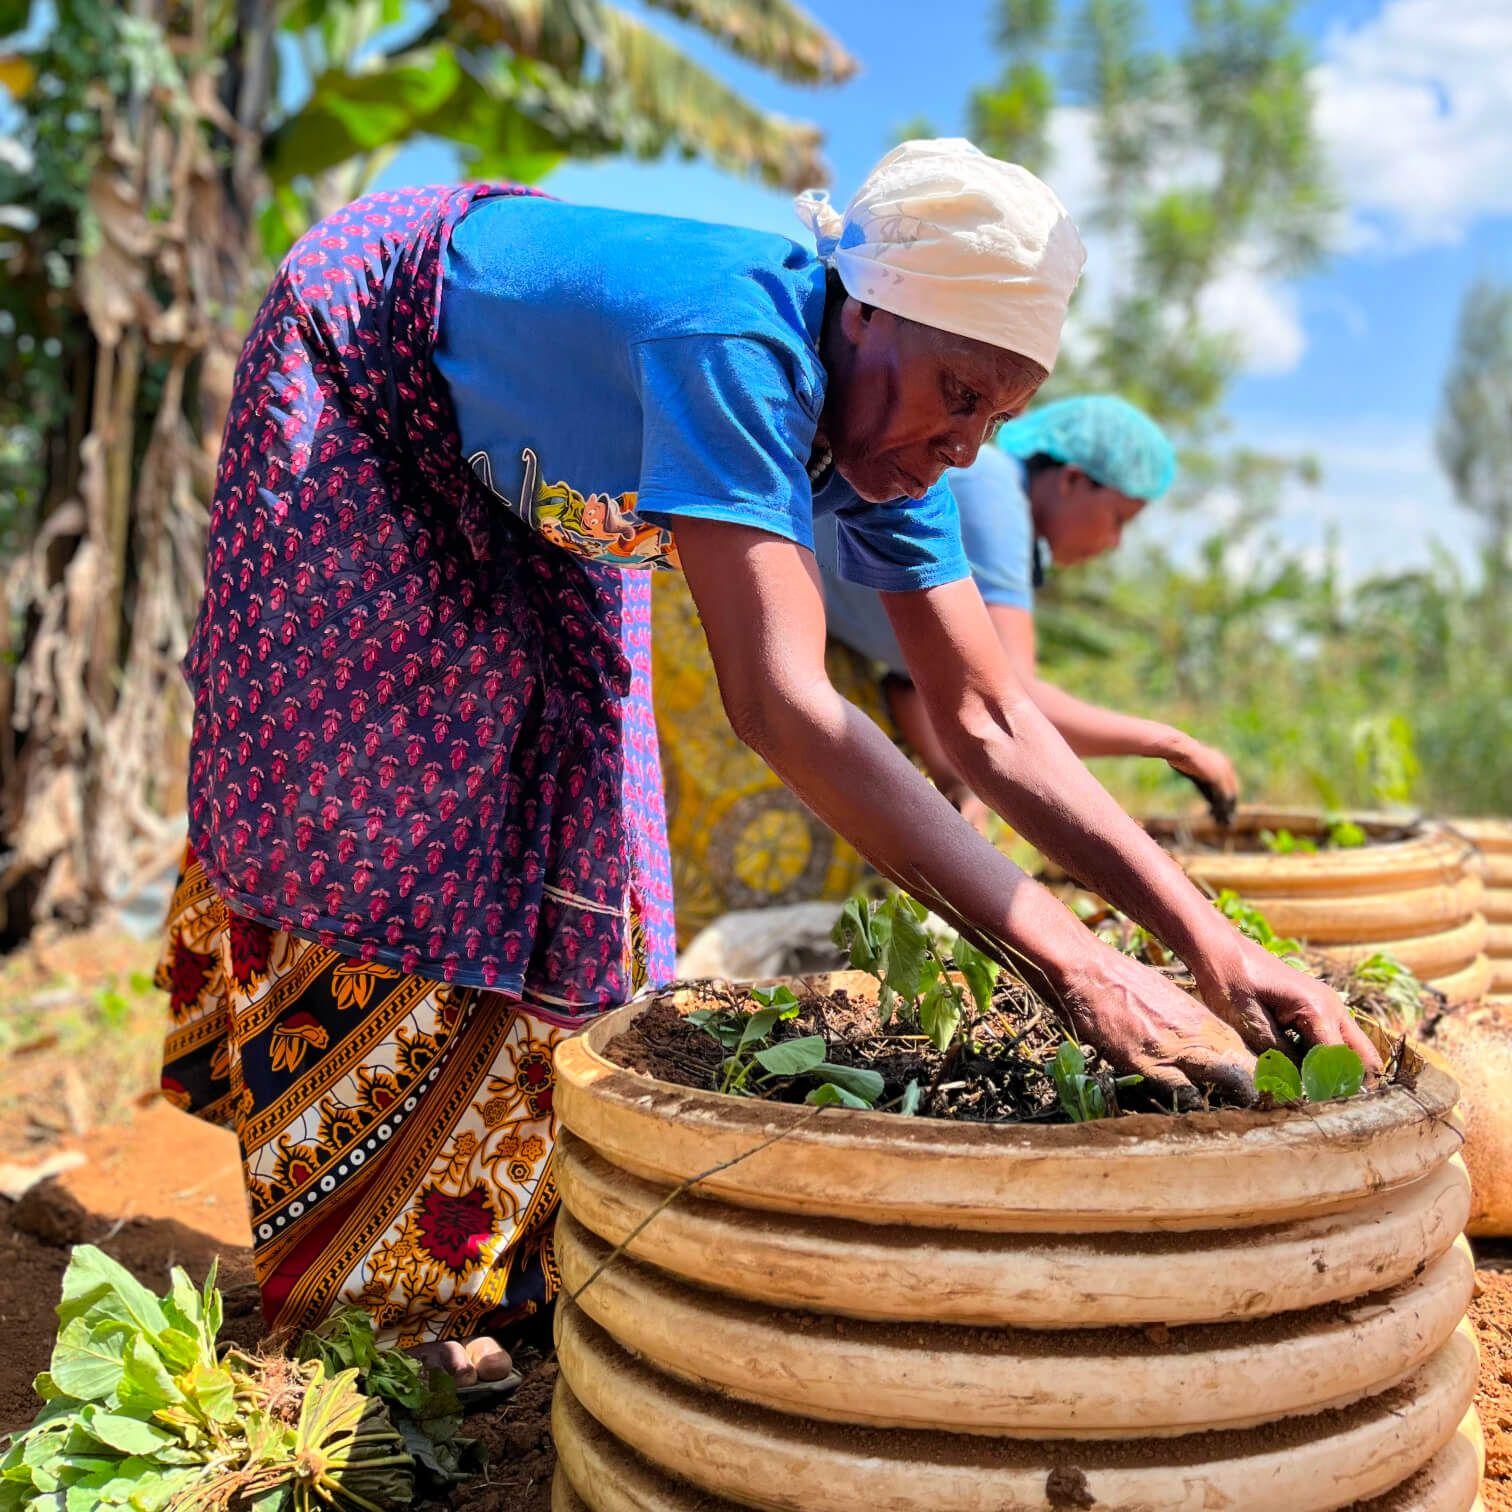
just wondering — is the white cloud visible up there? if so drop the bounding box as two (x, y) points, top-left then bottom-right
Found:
(1312, 0), (1512, 248)
(1235, 416), (1479, 578)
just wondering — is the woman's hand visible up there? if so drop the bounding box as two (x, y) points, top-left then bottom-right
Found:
(1165, 735), (1239, 825)
(1191, 938), (1383, 1074)
(1058, 946), (1259, 1107)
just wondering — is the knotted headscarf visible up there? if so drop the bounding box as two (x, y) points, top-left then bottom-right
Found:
(794, 138), (1086, 372)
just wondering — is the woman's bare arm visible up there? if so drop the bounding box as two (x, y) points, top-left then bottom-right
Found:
(879, 576), (1377, 1068)
(675, 518), (1268, 1101)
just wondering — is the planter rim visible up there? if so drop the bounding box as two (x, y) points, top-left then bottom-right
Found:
(566, 984), (1458, 1159)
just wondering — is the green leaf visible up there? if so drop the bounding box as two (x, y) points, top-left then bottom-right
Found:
(881, 899), (929, 1004)
(56, 1247), (168, 1340)
(179, 1362), (236, 1425)
(50, 1321), (127, 1402)
(899, 1079), (922, 1116)
(1054, 1041), (1087, 1080)
(917, 981), (961, 1052)
(117, 1336), (183, 1412)
(832, 897), (879, 971)
(737, 1007), (782, 1049)
(805, 1082), (869, 1109)
(752, 1035), (826, 1078)
(87, 1413), (173, 1457)
(814, 1063), (884, 1106)
(1253, 1048), (1303, 1103)
(950, 935), (1000, 1015)
(267, 48), (465, 184)
(1301, 1044), (1365, 1103)
(750, 985), (799, 1015)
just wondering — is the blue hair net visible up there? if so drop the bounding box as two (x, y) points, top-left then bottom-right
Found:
(998, 396), (1177, 502)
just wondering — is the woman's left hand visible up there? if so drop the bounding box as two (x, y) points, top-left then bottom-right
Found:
(1165, 735), (1239, 824)
(1193, 938), (1383, 1074)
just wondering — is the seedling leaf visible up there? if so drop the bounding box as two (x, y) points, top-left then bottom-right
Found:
(805, 1081), (869, 1109)
(1301, 1044), (1365, 1102)
(814, 1063), (884, 1105)
(753, 1035), (827, 1078)
(1253, 1049), (1303, 1104)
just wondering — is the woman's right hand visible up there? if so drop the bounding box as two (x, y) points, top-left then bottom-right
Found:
(1055, 944), (1259, 1107)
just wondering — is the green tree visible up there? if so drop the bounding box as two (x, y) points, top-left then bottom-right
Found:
(1437, 278), (1512, 652)
(972, 0), (1331, 434)
(0, 0), (854, 938)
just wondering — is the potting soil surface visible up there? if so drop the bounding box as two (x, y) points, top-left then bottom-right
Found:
(608, 963), (1414, 1122)
(0, 1098), (1507, 1510)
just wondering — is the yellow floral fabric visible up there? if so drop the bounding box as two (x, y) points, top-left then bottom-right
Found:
(651, 571), (898, 946)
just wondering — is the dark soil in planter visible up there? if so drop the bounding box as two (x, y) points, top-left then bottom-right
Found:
(607, 950), (1415, 1124)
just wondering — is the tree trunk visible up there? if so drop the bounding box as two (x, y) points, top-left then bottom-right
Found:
(0, 0), (269, 942)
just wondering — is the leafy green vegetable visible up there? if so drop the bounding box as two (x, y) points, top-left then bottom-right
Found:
(805, 1081), (870, 1109)
(1301, 1044), (1366, 1102)
(0, 1247), (429, 1511)
(1049, 1041), (1107, 1122)
(1253, 1048), (1303, 1103)
(813, 1063), (885, 1104)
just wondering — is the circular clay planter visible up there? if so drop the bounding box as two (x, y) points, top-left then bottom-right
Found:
(551, 976), (1480, 1511)
(1450, 818), (1512, 1008)
(1144, 809), (1488, 1004)
(1416, 1001), (1512, 1237)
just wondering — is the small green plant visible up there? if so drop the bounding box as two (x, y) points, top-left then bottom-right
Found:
(1259, 827), (1317, 855)
(1251, 1044), (1366, 1105)
(687, 985), (885, 1109)
(1348, 951), (1427, 1027)
(1259, 818), (1367, 854)
(1325, 817), (1368, 849)
(831, 892), (999, 1053)
(1213, 890), (1304, 962)
(1048, 1041), (1143, 1121)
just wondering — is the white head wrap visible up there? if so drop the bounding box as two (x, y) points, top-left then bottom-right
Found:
(794, 138), (1086, 372)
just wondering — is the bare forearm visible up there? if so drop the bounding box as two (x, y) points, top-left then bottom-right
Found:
(748, 685), (1107, 994)
(948, 689), (1233, 967)
(1026, 677), (1181, 761)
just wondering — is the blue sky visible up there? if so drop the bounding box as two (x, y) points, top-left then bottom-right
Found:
(380, 0), (1511, 576)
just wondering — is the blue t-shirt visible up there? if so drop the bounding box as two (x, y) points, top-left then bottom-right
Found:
(434, 196), (969, 592)
(818, 443), (1035, 676)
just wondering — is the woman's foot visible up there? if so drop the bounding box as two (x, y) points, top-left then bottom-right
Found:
(408, 1335), (516, 1390)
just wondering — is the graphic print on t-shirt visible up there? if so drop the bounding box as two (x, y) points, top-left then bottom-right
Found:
(468, 446), (682, 572)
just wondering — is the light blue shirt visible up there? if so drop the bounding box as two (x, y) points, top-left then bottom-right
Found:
(435, 196), (970, 592)
(817, 444), (1035, 676)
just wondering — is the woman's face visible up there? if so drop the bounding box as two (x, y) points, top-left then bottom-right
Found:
(821, 300), (1046, 503)
(1035, 467), (1146, 565)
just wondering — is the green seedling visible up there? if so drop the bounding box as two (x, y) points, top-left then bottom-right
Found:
(1048, 1041), (1143, 1122)
(1251, 1044), (1365, 1104)
(832, 892), (1000, 1053)
(688, 985), (884, 1108)
(1214, 889), (1304, 962)
(1259, 827), (1317, 855)
(1349, 951), (1426, 1026)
